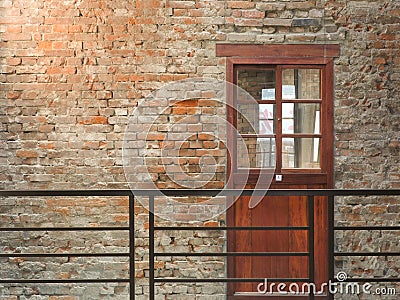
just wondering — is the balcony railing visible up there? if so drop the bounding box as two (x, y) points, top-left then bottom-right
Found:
(0, 189), (399, 300)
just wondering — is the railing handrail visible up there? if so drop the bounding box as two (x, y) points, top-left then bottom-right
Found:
(1, 188), (400, 197)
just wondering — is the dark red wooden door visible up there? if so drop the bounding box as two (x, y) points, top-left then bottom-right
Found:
(226, 60), (334, 299)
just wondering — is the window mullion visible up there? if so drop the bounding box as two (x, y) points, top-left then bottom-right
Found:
(276, 66), (283, 173)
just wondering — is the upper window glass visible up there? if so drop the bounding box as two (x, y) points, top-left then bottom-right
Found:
(282, 69), (321, 100)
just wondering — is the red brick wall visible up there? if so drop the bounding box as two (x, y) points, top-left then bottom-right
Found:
(1, 0), (399, 298)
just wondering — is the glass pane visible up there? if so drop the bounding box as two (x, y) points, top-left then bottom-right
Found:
(282, 69), (321, 99)
(282, 138), (320, 168)
(282, 119), (294, 134)
(237, 103), (275, 134)
(238, 137), (276, 168)
(282, 103), (321, 134)
(237, 69), (276, 100)
(259, 104), (275, 134)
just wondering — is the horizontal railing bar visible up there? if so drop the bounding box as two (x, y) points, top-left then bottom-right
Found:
(0, 190), (133, 197)
(0, 279), (130, 284)
(154, 226), (309, 231)
(0, 227), (129, 232)
(334, 226), (400, 231)
(154, 278), (310, 283)
(0, 253), (129, 258)
(155, 252), (309, 257)
(334, 278), (399, 283)
(1, 189), (399, 197)
(334, 252), (400, 257)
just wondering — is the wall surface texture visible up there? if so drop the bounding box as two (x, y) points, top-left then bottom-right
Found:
(1, 0), (399, 299)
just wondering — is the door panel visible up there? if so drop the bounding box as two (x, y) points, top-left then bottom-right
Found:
(229, 183), (329, 298)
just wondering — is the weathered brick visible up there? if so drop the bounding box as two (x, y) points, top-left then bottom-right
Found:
(16, 150), (38, 158)
(1, 32), (32, 41)
(264, 18), (292, 27)
(167, 1), (195, 9)
(227, 1), (255, 9)
(77, 116), (108, 125)
(292, 18), (321, 27)
(242, 10), (265, 19)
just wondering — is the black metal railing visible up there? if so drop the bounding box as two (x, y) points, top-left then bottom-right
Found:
(0, 190), (135, 298)
(147, 189), (400, 300)
(0, 189), (399, 300)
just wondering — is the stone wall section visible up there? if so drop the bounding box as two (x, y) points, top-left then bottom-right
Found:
(1, 0), (399, 298)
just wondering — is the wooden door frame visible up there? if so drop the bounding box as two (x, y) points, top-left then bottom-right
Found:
(217, 44), (340, 298)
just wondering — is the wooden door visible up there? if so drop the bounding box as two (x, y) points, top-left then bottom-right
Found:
(226, 61), (334, 299)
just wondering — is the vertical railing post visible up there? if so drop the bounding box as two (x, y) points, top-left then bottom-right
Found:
(149, 195), (155, 300)
(308, 195), (315, 300)
(328, 195), (334, 300)
(129, 193), (135, 300)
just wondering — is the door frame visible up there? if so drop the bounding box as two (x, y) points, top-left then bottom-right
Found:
(217, 44), (340, 298)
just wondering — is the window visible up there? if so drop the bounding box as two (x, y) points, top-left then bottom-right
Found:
(217, 44), (339, 182)
(236, 65), (323, 170)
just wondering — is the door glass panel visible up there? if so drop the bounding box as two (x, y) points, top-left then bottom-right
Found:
(259, 104), (275, 134)
(237, 103), (275, 134)
(237, 69), (276, 100)
(282, 69), (321, 99)
(238, 137), (276, 168)
(282, 138), (320, 168)
(282, 103), (321, 134)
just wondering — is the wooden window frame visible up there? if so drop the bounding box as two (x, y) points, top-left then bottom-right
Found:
(217, 44), (340, 187)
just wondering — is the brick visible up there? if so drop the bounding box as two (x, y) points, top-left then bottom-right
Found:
(39, 142), (55, 149)
(29, 174), (53, 182)
(68, 25), (82, 33)
(146, 133), (166, 141)
(242, 10), (265, 19)
(53, 24), (69, 33)
(167, 1), (196, 9)
(234, 18), (263, 27)
(263, 18), (292, 27)
(7, 91), (21, 100)
(173, 99), (199, 107)
(0, 16), (29, 24)
(6, 25), (21, 33)
(172, 107), (188, 114)
(256, 3), (286, 11)
(78, 116), (108, 125)
(227, 1), (255, 9)
(203, 141), (218, 149)
(38, 125), (54, 133)
(137, 0), (164, 8)
(286, 1), (315, 10)
(38, 41), (52, 50)
(374, 57), (386, 65)
(198, 133), (215, 141)
(292, 18), (320, 27)
(1, 32), (32, 41)
(16, 150), (38, 158)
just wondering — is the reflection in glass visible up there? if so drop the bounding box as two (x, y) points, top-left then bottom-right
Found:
(282, 103), (320, 134)
(237, 69), (276, 100)
(282, 138), (320, 168)
(237, 103), (275, 134)
(282, 119), (294, 134)
(259, 104), (274, 134)
(282, 69), (321, 99)
(238, 137), (276, 168)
